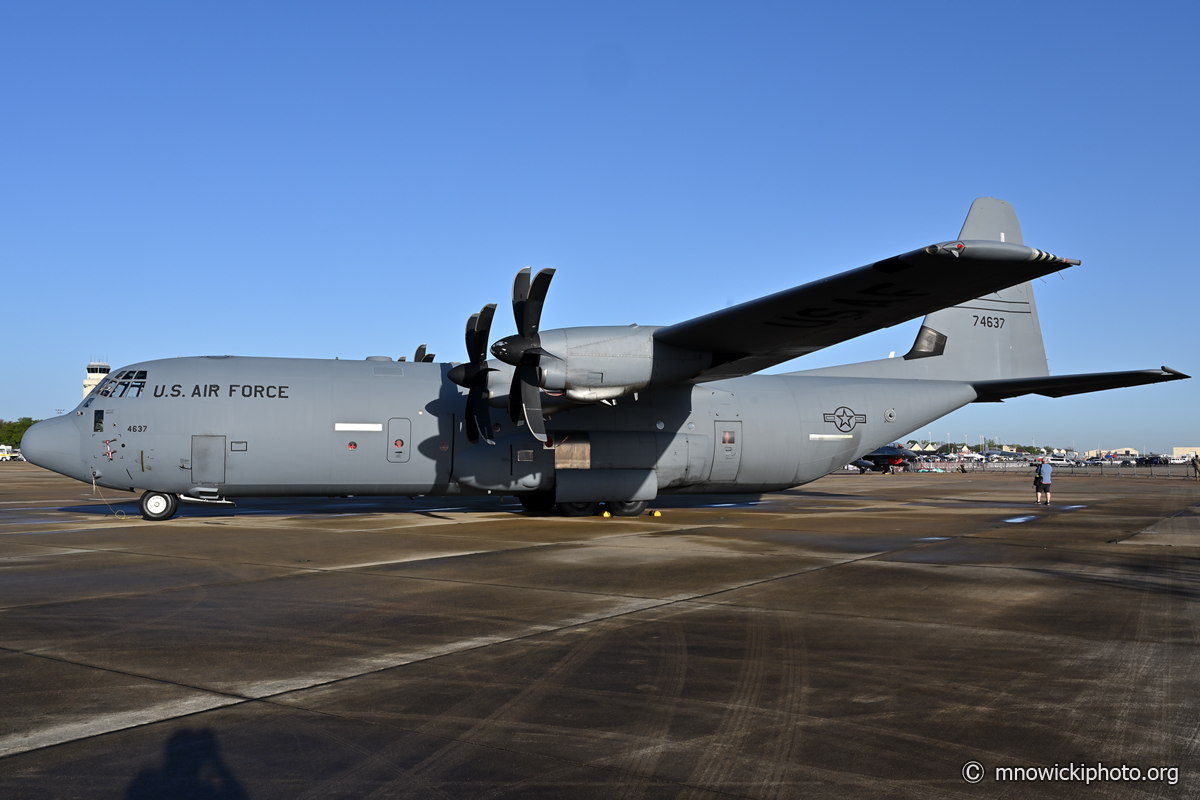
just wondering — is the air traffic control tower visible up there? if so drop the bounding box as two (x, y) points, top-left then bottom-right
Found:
(83, 360), (110, 398)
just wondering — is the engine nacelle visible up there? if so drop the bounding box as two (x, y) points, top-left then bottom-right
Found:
(534, 326), (710, 402)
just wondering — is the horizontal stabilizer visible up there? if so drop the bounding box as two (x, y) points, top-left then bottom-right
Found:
(971, 367), (1189, 403)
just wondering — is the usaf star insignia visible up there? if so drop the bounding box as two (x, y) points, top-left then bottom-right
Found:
(823, 406), (867, 432)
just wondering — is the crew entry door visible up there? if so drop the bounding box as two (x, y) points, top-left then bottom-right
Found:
(710, 422), (742, 482)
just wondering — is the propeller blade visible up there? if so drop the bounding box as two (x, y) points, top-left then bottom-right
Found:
(523, 268), (555, 339)
(464, 312), (480, 359)
(472, 303), (496, 364)
(422, 352), (435, 363)
(519, 363), (547, 441)
(508, 369), (523, 424)
(414, 344), (427, 362)
(512, 267), (531, 338)
(465, 400), (479, 443)
(467, 385), (494, 445)
(459, 302), (501, 443)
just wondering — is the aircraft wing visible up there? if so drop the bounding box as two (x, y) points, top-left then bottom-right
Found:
(654, 240), (1080, 380)
(971, 367), (1189, 403)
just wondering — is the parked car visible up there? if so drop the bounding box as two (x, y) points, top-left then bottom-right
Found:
(1041, 456), (1074, 466)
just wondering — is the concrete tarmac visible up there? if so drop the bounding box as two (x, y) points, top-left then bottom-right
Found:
(0, 462), (1197, 798)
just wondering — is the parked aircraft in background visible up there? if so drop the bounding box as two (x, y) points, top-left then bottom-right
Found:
(22, 199), (1188, 519)
(850, 444), (918, 473)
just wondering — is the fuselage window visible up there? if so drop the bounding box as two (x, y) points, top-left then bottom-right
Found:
(93, 410), (105, 432)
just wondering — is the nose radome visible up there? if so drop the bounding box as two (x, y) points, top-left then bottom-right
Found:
(21, 415), (82, 478)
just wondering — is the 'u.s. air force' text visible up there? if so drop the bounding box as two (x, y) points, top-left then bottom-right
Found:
(153, 384), (290, 398)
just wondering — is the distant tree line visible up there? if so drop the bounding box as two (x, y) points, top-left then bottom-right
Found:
(0, 418), (40, 448)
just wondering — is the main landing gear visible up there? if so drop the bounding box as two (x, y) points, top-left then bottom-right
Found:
(519, 495), (649, 517)
(139, 491), (179, 521)
(559, 501), (649, 517)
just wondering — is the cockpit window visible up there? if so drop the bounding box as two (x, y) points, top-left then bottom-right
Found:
(96, 373), (146, 398)
(93, 409), (104, 432)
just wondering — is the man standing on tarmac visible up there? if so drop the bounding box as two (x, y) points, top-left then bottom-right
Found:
(1191, 454), (1200, 481)
(1035, 459), (1053, 505)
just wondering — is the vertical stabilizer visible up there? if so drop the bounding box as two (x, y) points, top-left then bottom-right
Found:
(915, 197), (1048, 380)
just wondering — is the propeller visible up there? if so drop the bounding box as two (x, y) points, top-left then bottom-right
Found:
(447, 304), (498, 444)
(413, 344), (435, 363)
(490, 267), (556, 442)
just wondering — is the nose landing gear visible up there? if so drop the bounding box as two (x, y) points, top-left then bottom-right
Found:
(139, 491), (179, 521)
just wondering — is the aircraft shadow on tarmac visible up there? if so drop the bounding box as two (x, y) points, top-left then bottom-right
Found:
(54, 492), (775, 519)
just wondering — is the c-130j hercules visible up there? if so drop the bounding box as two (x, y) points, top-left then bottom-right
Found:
(22, 199), (1188, 520)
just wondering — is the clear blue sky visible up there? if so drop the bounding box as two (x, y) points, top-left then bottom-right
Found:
(3, 2), (1196, 452)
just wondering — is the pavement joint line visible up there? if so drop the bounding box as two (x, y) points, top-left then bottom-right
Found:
(0, 534), (944, 760)
(685, 598), (1200, 648)
(0, 594), (683, 760)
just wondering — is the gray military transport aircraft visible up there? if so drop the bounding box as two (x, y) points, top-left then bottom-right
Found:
(22, 198), (1188, 520)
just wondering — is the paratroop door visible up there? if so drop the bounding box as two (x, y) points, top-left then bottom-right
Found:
(710, 422), (742, 482)
(192, 435), (226, 484)
(387, 418), (411, 463)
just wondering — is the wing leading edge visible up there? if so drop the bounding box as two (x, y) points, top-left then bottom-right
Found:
(654, 240), (1081, 381)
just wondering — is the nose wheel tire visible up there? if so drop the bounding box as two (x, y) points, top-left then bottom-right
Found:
(557, 501), (600, 517)
(604, 500), (648, 517)
(140, 491), (178, 521)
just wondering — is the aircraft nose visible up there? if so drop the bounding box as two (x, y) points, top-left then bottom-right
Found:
(21, 415), (82, 476)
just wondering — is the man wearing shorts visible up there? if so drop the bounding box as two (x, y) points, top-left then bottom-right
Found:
(1034, 460), (1052, 505)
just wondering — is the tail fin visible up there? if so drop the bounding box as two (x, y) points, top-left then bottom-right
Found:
(793, 197), (1050, 382)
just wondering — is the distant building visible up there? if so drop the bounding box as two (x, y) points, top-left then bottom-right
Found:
(1085, 447), (1139, 458)
(1174, 446), (1200, 458)
(83, 360), (110, 398)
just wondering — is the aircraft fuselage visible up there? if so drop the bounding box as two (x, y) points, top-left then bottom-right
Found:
(27, 356), (977, 502)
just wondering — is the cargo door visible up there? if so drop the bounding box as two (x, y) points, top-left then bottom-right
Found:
(710, 422), (742, 482)
(192, 435), (227, 484)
